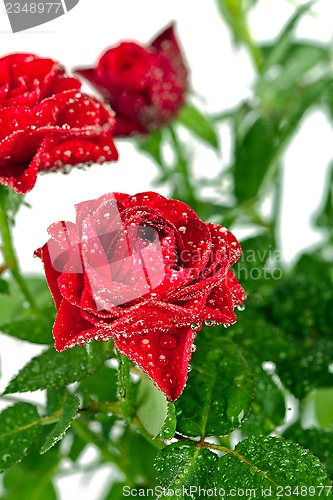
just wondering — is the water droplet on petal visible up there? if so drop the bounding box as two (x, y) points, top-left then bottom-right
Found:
(140, 338), (151, 352)
(204, 320), (216, 327)
(157, 354), (170, 366)
(191, 323), (201, 331)
(159, 334), (177, 350)
(162, 372), (177, 388)
(223, 323), (231, 329)
(190, 344), (197, 353)
(237, 304), (245, 312)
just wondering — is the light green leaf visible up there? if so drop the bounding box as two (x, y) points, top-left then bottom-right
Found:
(155, 442), (218, 499)
(234, 116), (277, 202)
(155, 403), (177, 440)
(315, 388), (333, 430)
(177, 104), (219, 149)
(176, 332), (254, 437)
(0, 403), (40, 473)
(136, 375), (168, 437)
(40, 395), (80, 453)
(213, 436), (333, 498)
(4, 346), (104, 394)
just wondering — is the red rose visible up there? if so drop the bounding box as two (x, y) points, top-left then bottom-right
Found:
(75, 24), (188, 137)
(0, 53), (118, 194)
(35, 192), (245, 401)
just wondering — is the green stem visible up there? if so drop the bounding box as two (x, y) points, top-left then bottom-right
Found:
(0, 189), (38, 313)
(168, 126), (198, 209)
(116, 350), (135, 423)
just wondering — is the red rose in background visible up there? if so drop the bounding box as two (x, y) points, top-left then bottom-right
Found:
(75, 24), (188, 137)
(35, 192), (245, 401)
(0, 53), (118, 194)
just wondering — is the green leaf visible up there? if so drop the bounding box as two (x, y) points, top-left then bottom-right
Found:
(315, 163), (333, 231)
(137, 130), (165, 167)
(177, 104), (219, 149)
(40, 395), (80, 454)
(79, 364), (118, 405)
(0, 403), (40, 473)
(155, 403), (177, 440)
(261, 2), (315, 72)
(284, 425), (333, 476)
(234, 116), (278, 202)
(315, 388), (333, 429)
(240, 365), (285, 436)
(0, 277), (10, 295)
(176, 332), (254, 437)
(0, 276), (54, 324)
(4, 346), (104, 394)
(234, 232), (276, 293)
(0, 316), (53, 345)
(155, 442), (218, 499)
(213, 436), (333, 497)
(115, 426), (159, 485)
(136, 375), (168, 438)
(2, 439), (59, 500)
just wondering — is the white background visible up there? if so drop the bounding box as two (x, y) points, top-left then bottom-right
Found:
(0, 0), (332, 498)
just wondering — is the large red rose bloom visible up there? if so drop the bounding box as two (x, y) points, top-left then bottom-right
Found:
(35, 192), (245, 401)
(0, 53), (118, 194)
(75, 25), (188, 137)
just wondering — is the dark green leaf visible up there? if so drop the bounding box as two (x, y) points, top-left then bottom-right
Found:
(115, 426), (159, 485)
(0, 316), (53, 345)
(46, 387), (66, 415)
(213, 436), (333, 498)
(40, 395), (80, 453)
(176, 332), (254, 437)
(155, 442), (218, 499)
(177, 104), (219, 149)
(241, 365), (285, 436)
(234, 116), (278, 202)
(136, 375), (168, 437)
(276, 337), (333, 400)
(4, 346), (104, 394)
(155, 403), (177, 440)
(284, 425), (333, 476)
(0, 403), (40, 473)
(79, 364), (118, 405)
(0, 277), (10, 295)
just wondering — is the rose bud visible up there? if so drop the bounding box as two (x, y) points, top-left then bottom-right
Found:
(0, 53), (118, 194)
(75, 24), (188, 137)
(35, 192), (245, 401)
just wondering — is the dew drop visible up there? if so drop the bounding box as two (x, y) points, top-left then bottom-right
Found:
(190, 344), (197, 353)
(157, 354), (170, 366)
(187, 364), (192, 373)
(237, 304), (245, 312)
(161, 372), (177, 388)
(191, 323), (201, 332)
(159, 334), (177, 350)
(204, 320), (216, 327)
(140, 338), (151, 352)
(223, 323), (231, 329)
